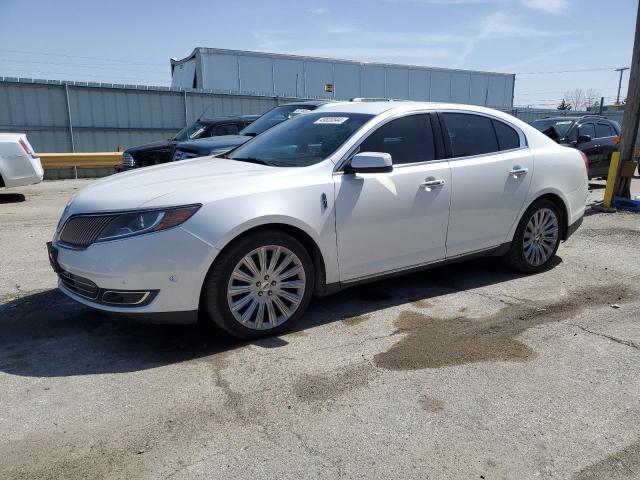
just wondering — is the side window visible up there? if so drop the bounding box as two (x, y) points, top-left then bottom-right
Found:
(578, 123), (595, 138)
(213, 124), (239, 136)
(443, 113), (499, 157)
(359, 114), (435, 165)
(492, 120), (521, 150)
(596, 123), (614, 138)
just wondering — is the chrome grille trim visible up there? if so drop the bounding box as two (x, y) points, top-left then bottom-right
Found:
(59, 270), (99, 300)
(59, 215), (117, 248)
(122, 153), (136, 167)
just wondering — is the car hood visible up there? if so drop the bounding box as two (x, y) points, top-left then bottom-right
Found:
(174, 135), (249, 151)
(125, 140), (175, 154)
(66, 157), (282, 215)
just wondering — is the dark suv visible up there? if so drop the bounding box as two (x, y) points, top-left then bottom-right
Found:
(119, 115), (259, 171)
(531, 115), (621, 179)
(119, 101), (330, 171)
(169, 100), (330, 162)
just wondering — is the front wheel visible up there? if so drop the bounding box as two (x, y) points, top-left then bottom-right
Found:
(202, 230), (314, 339)
(504, 199), (562, 273)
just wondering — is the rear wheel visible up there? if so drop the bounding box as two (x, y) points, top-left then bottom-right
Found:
(504, 199), (561, 273)
(202, 230), (314, 339)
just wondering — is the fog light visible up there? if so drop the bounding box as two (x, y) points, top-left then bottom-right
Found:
(102, 290), (153, 305)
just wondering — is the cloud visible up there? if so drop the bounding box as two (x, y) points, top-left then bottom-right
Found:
(492, 43), (581, 71)
(385, 0), (570, 13)
(521, 0), (570, 14)
(453, 11), (578, 67)
(310, 7), (328, 15)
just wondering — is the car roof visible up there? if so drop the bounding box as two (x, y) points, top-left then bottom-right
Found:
(314, 100), (520, 117)
(533, 115), (612, 122)
(280, 100), (331, 107)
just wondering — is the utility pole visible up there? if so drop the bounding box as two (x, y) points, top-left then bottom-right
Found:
(613, 3), (640, 199)
(615, 67), (630, 104)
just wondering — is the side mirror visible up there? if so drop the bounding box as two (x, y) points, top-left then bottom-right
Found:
(577, 134), (591, 144)
(346, 152), (393, 174)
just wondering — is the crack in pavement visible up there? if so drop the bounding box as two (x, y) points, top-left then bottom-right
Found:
(569, 323), (640, 351)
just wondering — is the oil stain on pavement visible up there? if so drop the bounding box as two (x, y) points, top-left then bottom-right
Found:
(374, 284), (634, 371)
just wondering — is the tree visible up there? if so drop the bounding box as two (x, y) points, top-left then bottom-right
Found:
(584, 88), (601, 110)
(557, 99), (572, 110)
(564, 89), (585, 111)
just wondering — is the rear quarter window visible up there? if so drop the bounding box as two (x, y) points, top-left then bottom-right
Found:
(595, 123), (614, 138)
(492, 120), (521, 150)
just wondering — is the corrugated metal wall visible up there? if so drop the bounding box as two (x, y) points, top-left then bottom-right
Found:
(0, 77), (631, 153)
(172, 48), (516, 108)
(0, 78), (290, 152)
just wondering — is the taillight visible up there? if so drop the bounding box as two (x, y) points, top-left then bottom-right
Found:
(579, 151), (589, 174)
(18, 138), (35, 158)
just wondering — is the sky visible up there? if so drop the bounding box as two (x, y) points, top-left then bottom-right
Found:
(0, 0), (637, 108)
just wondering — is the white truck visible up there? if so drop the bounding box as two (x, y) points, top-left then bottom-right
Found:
(0, 133), (43, 189)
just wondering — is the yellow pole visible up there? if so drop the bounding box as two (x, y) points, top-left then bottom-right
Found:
(603, 151), (621, 208)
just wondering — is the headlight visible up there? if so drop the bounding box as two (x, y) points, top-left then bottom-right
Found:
(94, 205), (201, 242)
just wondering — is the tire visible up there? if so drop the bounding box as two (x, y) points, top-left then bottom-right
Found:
(202, 230), (315, 339)
(503, 199), (562, 273)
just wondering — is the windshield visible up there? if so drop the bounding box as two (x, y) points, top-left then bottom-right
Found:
(173, 121), (212, 141)
(240, 105), (317, 136)
(227, 112), (374, 167)
(531, 119), (575, 139)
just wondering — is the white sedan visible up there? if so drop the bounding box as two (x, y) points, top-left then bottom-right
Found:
(0, 133), (43, 189)
(48, 102), (587, 338)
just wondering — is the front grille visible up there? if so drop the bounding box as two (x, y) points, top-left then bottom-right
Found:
(59, 215), (116, 248)
(59, 270), (99, 300)
(122, 153), (136, 167)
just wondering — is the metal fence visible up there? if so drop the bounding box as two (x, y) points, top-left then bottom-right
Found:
(0, 77), (631, 153)
(0, 78), (294, 152)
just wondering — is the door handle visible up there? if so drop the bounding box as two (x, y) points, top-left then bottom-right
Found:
(420, 178), (446, 191)
(509, 167), (529, 177)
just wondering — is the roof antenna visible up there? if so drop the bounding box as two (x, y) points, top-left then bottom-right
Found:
(196, 101), (217, 121)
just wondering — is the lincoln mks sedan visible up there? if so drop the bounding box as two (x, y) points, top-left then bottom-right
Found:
(48, 101), (587, 339)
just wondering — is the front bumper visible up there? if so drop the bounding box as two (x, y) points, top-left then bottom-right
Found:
(52, 226), (219, 322)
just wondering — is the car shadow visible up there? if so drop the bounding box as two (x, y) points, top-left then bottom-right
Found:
(0, 193), (26, 204)
(0, 257), (557, 378)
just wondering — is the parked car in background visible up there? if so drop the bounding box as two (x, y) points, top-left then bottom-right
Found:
(118, 115), (259, 171)
(49, 101), (586, 339)
(0, 133), (43, 188)
(169, 101), (330, 162)
(530, 115), (621, 179)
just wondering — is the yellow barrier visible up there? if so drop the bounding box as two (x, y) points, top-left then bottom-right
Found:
(603, 151), (620, 208)
(40, 152), (122, 169)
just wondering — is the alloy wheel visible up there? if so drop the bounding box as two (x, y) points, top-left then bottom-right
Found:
(226, 245), (306, 330)
(523, 208), (559, 267)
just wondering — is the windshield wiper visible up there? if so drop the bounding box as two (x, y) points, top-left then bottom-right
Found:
(230, 157), (274, 166)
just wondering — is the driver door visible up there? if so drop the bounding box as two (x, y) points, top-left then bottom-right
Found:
(333, 114), (451, 282)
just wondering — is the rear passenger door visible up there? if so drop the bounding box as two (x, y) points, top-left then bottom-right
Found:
(440, 112), (532, 257)
(593, 122), (617, 177)
(575, 122), (599, 171)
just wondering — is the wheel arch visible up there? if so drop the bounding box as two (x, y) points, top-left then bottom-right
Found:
(514, 190), (570, 241)
(204, 220), (331, 300)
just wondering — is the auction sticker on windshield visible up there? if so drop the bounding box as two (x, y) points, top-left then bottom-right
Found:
(314, 117), (349, 125)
